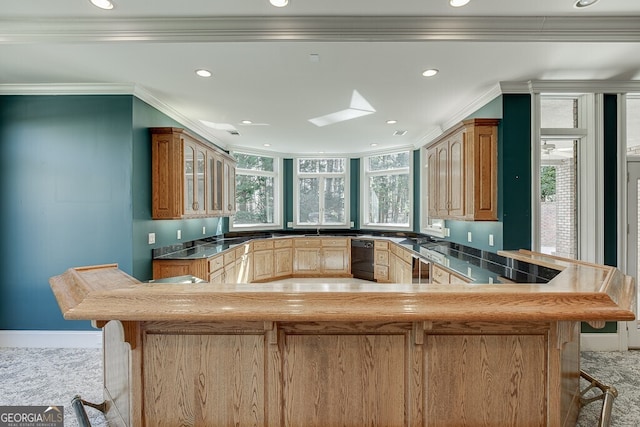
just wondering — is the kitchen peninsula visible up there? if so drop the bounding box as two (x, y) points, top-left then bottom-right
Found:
(50, 236), (635, 427)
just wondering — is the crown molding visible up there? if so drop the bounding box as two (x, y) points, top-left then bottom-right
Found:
(0, 83), (227, 150)
(1, 15), (640, 43)
(0, 83), (136, 94)
(500, 80), (640, 94)
(415, 83), (503, 149)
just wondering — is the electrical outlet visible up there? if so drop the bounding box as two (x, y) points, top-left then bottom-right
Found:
(489, 234), (494, 246)
(287, 221), (293, 227)
(444, 228), (450, 237)
(148, 232), (156, 245)
(177, 229), (182, 240)
(350, 221), (355, 227)
(467, 231), (472, 242)
(202, 226), (206, 235)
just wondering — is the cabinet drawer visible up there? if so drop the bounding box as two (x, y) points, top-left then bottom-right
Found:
(374, 240), (389, 250)
(375, 250), (389, 266)
(223, 252), (235, 265)
(432, 264), (450, 284)
(322, 238), (348, 247)
(253, 240), (273, 251)
(450, 273), (470, 285)
(400, 250), (414, 265)
(208, 255), (224, 272)
(235, 244), (249, 257)
(273, 239), (292, 249)
(294, 239), (322, 248)
(375, 265), (389, 281)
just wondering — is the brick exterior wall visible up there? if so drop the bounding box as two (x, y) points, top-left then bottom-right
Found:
(540, 158), (576, 259)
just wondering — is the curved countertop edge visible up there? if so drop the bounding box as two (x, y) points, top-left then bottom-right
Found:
(50, 251), (636, 324)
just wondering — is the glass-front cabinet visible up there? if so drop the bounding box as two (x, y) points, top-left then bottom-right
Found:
(151, 127), (236, 219)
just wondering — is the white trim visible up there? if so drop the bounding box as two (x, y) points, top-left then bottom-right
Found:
(582, 322), (628, 351)
(531, 93), (542, 252)
(500, 80), (640, 95)
(415, 84), (502, 149)
(0, 83), (228, 151)
(0, 330), (102, 349)
(2, 16), (640, 43)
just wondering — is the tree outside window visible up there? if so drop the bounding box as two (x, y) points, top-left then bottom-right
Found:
(233, 152), (279, 228)
(363, 151), (411, 228)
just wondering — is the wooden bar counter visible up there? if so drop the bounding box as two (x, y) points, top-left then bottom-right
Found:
(50, 250), (635, 427)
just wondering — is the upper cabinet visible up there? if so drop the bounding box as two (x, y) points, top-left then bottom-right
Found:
(151, 127), (237, 220)
(426, 118), (499, 221)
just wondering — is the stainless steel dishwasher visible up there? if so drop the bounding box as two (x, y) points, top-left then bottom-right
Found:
(350, 239), (374, 281)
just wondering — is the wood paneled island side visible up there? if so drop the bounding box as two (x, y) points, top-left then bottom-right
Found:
(50, 250), (635, 427)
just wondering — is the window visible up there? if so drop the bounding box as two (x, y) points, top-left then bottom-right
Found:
(231, 152), (280, 229)
(294, 158), (348, 227)
(534, 93), (598, 261)
(362, 151), (411, 229)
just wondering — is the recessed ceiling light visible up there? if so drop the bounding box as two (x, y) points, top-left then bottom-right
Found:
(386, 120), (398, 125)
(449, 0), (470, 7)
(422, 69), (439, 77)
(195, 69), (212, 78)
(90, 0), (114, 10)
(263, 143), (271, 147)
(370, 143), (378, 147)
(270, 0), (289, 7)
(574, 0), (599, 7)
(241, 120), (253, 125)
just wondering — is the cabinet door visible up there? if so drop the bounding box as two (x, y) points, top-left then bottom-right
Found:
(274, 248), (293, 278)
(206, 151), (223, 215)
(448, 131), (465, 218)
(184, 141), (196, 215)
(222, 159), (236, 216)
(294, 248), (321, 274)
(436, 144), (449, 218)
(184, 139), (206, 215)
(253, 250), (274, 281)
(432, 264), (450, 284)
(322, 247), (349, 275)
(427, 147), (439, 218)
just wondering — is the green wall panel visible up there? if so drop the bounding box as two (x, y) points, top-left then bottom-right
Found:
(350, 158), (360, 229)
(603, 94), (618, 266)
(500, 94), (532, 250)
(0, 95), (134, 330)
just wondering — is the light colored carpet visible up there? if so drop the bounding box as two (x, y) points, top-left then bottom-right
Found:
(1, 347), (638, 426)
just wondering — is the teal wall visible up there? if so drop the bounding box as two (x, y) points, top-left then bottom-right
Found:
(0, 95), (228, 330)
(603, 94), (618, 267)
(413, 150), (421, 233)
(0, 95), (134, 330)
(350, 158), (360, 229)
(283, 159), (293, 229)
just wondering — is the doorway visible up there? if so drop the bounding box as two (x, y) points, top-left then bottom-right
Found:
(626, 158), (640, 348)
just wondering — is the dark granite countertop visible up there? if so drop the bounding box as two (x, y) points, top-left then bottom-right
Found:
(153, 230), (560, 285)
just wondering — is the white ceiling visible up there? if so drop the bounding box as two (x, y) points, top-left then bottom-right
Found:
(2, 0), (640, 155)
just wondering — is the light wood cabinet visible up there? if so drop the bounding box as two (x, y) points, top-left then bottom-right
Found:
(388, 244), (413, 284)
(426, 118), (499, 221)
(151, 127), (236, 219)
(253, 240), (274, 282)
(431, 263), (472, 285)
(374, 240), (390, 282)
(273, 239), (293, 278)
(293, 238), (350, 276)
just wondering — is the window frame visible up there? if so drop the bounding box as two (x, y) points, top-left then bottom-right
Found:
(361, 149), (413, 231)
(293, 156), (350, 229)
(230, 151), (283, 231)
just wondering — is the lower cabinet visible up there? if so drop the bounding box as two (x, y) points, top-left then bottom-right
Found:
(293, 238), (350, 276)
(154, 237), (469, 286)
(431, 263), (471, 284)
(274, 247), (293, 278)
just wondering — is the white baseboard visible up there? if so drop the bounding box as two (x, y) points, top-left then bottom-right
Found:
(0, 330), (102, 348)
(581, 332), (626, 352)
